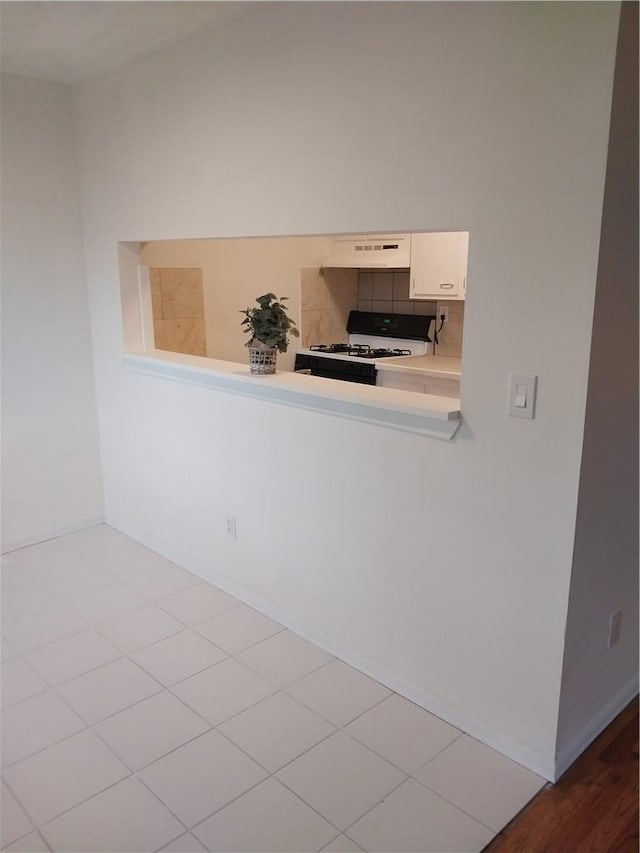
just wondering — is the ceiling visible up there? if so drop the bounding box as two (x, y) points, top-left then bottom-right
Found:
(0, 1), (265, 84)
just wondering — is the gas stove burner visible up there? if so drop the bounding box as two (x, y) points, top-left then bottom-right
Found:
(369, 347), (413, 359)
(309, 343), (371, 355)
(308, 344), (413, 359)
(310, 343), (350, 354)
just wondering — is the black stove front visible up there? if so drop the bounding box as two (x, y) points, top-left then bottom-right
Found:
(294, 352), (377, 384)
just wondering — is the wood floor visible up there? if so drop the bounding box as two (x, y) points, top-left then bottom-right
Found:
(485, 697), (639, 853)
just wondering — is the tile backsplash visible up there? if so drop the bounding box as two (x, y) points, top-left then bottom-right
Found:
(357, 270), (464, 357)
(300, 267), (464, 357)
(300, 268), (358, 347)
(150, 267), (206, 356)
(434, 299), (465, 358)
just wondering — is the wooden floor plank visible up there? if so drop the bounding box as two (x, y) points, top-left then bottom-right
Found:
(484, 697), (639, 853)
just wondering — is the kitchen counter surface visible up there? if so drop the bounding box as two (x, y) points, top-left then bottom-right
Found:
(377, 355), (462, 378)
(123, 350), (461, 440)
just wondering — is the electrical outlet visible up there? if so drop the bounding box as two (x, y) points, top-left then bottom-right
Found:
(607, 609), (623, 648)
(226, 516), (237, 541)
(439, 306), (449, 323)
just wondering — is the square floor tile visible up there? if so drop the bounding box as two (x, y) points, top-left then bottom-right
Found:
(1, 657), (48, 709)
(100, 542), (182, 580)
(415, 734), (545, 832)
(139, 729), (267, 827)
(321, 835), (364, 852)
(160, 833), (206, 852)
(1, 608), (87, 654)
(193, 777), (337, 852)
(72, 582), (148, 625)
(347, 778), (493, 852)
(131, 629), (227, 686)
(1, 781), (33, 847)
(157, 582), (240, 625)
(2, 830), (49, 851)
(42, 564), (115, 598)
(125, 562), (201, 601)
(25, 629), (121, 686)
(94, 690), (209, 770)
(277, 732), (405, 830)
(56, 657), (162, 724)
(96, 604), (183, 653)
(286, 660), (391, 726)
(2, 690), (85, 767)
(219, 692), (334, 772)
(345, 694), (461, 773)
(194, 604), (283, 654)
(172, 658), (275, 725)
(39, 777), (185, 852)
(2, 729), (129, 825)
(237, 630), (333, 688)
(2, 582), (69, 622)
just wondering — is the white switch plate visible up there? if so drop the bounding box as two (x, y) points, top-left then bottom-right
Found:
(508, 373), (537, 418)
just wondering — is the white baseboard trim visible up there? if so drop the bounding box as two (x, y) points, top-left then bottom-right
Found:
(107, 514), (560, 780)
(553, 674), (639, 781)
(1, 515), (105, 554)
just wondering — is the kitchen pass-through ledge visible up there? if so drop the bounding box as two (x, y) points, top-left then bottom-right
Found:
(123, 350), (461, 439)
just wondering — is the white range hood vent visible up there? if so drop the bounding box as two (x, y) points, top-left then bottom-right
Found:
(321, 234), (411, 269)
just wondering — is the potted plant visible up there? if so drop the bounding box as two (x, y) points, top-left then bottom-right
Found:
(240, 292), (299, 374)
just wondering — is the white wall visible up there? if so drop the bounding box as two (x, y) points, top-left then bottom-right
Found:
(140, 235), (333, 369)
(555, 1), (639, 772)
(1, 75), (103, 551)
(73, 2), (621, 778)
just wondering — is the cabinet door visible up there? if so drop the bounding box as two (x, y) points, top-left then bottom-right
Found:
(410, 232), (468, 300)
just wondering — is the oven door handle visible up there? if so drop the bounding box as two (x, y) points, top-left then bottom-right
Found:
(294, 368), (312, 374)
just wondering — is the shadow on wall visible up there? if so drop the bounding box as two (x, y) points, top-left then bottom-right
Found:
(150, 267), (206, 355)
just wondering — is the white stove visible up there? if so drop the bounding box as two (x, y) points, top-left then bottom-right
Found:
(294, 311), (437, 385)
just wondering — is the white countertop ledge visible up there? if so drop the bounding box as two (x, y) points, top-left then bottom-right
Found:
(123, 350), (462, 440)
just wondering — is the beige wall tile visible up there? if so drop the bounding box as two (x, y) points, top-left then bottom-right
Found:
(325, 269), (358, 309)
(371, 272), (393, 301)
(154, 318), (169, 351)
(392, 271), (410, 300)
(301, 268), (330, 311)
(301, 269), (357, 346)
(371, 300), (392, 313)
(159, 318), (206, 356)
(435, 301), (465, 357)
(160, 268), (204, 319)
(358, 272), (373, 299)
(413, 300), (438, 316)
(301, 309), (322, 348)
(392, 300), (415, 315)
(358, 299), (373, 312)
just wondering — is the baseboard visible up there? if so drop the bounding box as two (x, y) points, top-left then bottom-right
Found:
(107, 513), (558, 780)
(1, 515), (105, 554)
(553, 675), (639, 780)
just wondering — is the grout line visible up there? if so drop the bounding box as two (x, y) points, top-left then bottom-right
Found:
(4, 528), (503, 852)
(409, 774), (505, 835)
(338, 774), (410, 836)
(89, 706), (214, 776)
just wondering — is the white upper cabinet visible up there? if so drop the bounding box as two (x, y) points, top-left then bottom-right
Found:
(410, 231), (469, 300)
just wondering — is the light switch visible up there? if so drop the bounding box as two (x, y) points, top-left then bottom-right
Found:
(508, 373), (537, 418)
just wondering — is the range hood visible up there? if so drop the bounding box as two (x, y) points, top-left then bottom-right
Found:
(321, 234), (411, 269)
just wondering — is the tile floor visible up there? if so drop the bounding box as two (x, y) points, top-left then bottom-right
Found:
(1, 525), (545, 852)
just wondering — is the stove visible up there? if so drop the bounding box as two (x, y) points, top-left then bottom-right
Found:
(294, 310), (437, 385)
(309, 344), (413, 360)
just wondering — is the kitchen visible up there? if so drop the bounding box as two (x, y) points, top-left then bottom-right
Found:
(139, 230), (467, 401)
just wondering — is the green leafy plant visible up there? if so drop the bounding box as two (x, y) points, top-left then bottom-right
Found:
(240, 293), (299, 353)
